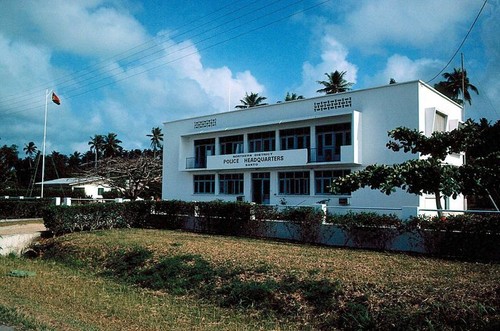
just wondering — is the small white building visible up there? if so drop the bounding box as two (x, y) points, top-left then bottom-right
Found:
(37, 177), (112, 198)
(162, 80), (465, 212)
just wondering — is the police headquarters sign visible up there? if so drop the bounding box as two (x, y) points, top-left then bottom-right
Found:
(206, 149), (308, 170)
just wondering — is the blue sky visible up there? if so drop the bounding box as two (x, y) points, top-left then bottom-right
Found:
(0, 0), (498, 155)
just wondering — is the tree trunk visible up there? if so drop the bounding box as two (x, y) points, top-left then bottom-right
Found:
(434, 190), (443, 218)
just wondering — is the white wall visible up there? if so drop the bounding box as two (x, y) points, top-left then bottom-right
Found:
(162, 80), (464, 211)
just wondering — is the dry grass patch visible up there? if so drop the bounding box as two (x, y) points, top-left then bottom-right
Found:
(32, 229), (500, 330)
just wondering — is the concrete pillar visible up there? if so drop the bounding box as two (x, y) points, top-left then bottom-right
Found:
(114, 198), (124, 203)
(54, 197), (61, 206)
(63, 197), (72, 206)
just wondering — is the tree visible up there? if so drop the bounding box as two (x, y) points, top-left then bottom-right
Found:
(389, 78), (397, 84)
(0, 144), (19, 188)
(84, 155), (162, 200)
(68, 151), (81, 171)
(434, 68), (479, 105)
(23, 142), (37, 168)
(316, 70), (353, 94)
(235, 92), (268, 109)
(147, 127), (163, 158)
(330, 120), (499, 214)
(103, 132), (123, 158)
(285, 92), (304, 101)
(88, 134), (105, 168)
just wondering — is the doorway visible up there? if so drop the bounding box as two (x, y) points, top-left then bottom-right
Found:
(252, 172), (270, 204)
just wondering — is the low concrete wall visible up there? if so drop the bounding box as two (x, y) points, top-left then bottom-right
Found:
(0, 233), (41, 256)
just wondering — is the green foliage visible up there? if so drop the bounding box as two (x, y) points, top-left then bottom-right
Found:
(328, 212), (403, 249)
(406, 214), (500, 261)
(331, 119), (500, 211)
(281, 207), (325, 243)
(102, 246), (153, 279)
(149, 200), (193, 229)
(43, 203), (127, 235)
(0, 305), (52, 331)
(196, 200), (252, 235)
(0, 199), (52, 219)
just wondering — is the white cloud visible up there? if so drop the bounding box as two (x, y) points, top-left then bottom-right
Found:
(365, 54), (443, 86)
(326, 0), (477, 54)
(0, 0), (148, 57)
(299, 36), (358, 96)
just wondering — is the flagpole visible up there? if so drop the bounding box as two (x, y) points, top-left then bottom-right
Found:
(41, 89), (51, 198)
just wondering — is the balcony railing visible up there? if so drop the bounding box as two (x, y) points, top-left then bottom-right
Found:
(186, 157), (206, 169)
(308, 148), (341, 163)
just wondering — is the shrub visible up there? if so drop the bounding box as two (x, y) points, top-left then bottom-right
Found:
(0, 199), (52, 219)
(406, 214), (500, 260)
(280, 207), (325, 243)
(328, 212), (404, 249)
(147, 200), (193, 229)
(195, 201), (252, 236)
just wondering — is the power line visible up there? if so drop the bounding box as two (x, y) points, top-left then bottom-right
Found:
(1, 0), (307, 116)
(426, 0), (488, 83)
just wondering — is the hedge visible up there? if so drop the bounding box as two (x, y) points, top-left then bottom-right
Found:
(39, 200), (500, 260)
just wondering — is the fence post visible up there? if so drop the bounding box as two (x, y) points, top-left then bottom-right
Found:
(63, 197), (72, 206)
(315, 203), (328, 223)
(402, 206), (419, 221)
(54, 197), (61, 206)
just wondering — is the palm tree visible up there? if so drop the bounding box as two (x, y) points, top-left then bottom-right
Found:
(235, 92), (268, 109)
(316, 70), (353, 94)
(285, 92), (304, 101)
(103, 132), (123, 158)
(23, 142), (37, 168)
(147, 127), (164, 158)
(68, 151), (81, 170)
(88, 134), (105, 168)
(434, 68), (479, 105)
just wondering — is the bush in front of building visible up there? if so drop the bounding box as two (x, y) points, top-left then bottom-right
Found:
(328, 212), (404, 250)
(406, 213), (500, 261)
(43, 203), (131, 235)
(281, 207), (325, 243)
(195, 200), (253, 236)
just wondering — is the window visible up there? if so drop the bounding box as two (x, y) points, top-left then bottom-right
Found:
(278, 171), (310, 195)
(315, 123), (351, 162)
(315, 169), (351, 195)
(97, 187), (105, 195)
(194, 138), (215, 168)
(220, 135), (244, 155)
(194, 174), (215, 194)
(248, 131), (275, 152)
(280, 127), (310, 150)
(433, 112), (447, 132)
(219, 173), (244, 195)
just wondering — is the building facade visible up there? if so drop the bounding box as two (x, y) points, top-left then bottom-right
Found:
(162, 81), (465, 211)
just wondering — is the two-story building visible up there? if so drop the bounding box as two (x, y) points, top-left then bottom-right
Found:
(162, 80), (465, 211)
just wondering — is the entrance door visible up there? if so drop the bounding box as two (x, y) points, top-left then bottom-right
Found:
(252, 173), (270, 204)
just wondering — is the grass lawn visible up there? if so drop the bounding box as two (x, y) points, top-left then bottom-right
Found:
(1, 228), (499, 330)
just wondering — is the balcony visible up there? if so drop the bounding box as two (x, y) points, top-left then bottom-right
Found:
(308, 145), (360, 164)
(186, 157), (206, 169)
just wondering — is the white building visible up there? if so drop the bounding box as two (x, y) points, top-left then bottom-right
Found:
(37, 177), (112, 198)
(162, 80), (465, 212)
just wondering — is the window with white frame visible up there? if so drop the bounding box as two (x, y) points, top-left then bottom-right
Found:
(220, 135), (244, 155)
(280, 127), (310, 150)
(278, 171), (310, 195)
(433, 111), (448, 132)
(315, 169), (351, 195)
(248, 131), (275, 152)
(194, 174), (215, 194)
(219, 173), (244, 195)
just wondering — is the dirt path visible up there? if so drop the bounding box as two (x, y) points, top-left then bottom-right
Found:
(0, 223), (47, 236)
